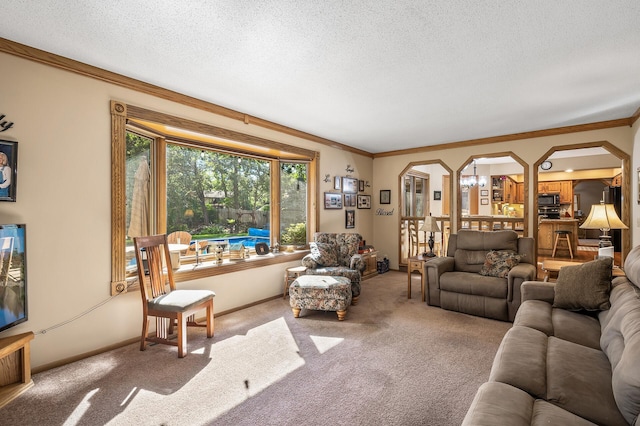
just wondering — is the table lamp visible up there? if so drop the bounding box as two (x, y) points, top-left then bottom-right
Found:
(419, 216), (441, 257)
(579, 202), (627, 257)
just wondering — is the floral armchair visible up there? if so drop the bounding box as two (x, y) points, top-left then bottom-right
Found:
(301, 232), (365, 304)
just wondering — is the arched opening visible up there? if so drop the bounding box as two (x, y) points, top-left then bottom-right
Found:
(535, 142), (630, 265)
(398, 161), (452, 268)
(456, 153), (529, 237)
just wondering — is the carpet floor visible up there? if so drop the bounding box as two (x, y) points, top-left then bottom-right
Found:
(1, 271), (511, 426)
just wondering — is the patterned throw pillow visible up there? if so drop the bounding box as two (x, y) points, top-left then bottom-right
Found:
(479, 250), (521, 278)
(309, 242), (337, 267)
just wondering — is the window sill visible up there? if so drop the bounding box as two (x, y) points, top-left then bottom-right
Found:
(122, 250), (309, 293)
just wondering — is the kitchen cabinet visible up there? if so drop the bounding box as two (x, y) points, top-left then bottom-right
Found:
(515, 182), (525, 204)
(537, 219), (579, 257)
(491, 176), (517, 203)
(538, 181), (562, 193)
(538, 180), (573, 205)
(559, 180), (573, 204)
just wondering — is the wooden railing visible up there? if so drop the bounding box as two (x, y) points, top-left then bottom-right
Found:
(400, 216), (451, 266)
(460, 216), (524, 235)
(400, 215), (525, 269)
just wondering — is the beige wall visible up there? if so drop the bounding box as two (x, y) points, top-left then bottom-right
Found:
(0, 52), (373, 369)
(372, 126), (635, 269)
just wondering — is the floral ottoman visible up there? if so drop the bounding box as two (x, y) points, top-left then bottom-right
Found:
(289, 275), (352, 321)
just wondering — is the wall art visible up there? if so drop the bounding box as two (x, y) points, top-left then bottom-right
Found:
(380, 189), (391, 204)
(324, 192), (343, 209)
(0, 140), (18, 202)
(345, 210), (355, 229)
(342, 177), (358, 194)
(357, 194), (371, 209)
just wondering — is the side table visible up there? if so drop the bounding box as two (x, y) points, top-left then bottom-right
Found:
(541, 259), (625, 282)
(284, 265), (307, 298)
(408, 254), (436, 302)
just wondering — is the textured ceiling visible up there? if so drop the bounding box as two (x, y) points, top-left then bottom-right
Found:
(2, 1), (640, 153)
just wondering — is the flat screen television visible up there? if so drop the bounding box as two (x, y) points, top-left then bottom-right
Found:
(0, 224), (27, 333)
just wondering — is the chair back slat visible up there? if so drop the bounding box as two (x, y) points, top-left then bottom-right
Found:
(133, 234), (176, 301)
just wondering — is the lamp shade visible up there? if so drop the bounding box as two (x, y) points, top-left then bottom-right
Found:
(580, 204), (628, 230)
(420, 216), (441, 233)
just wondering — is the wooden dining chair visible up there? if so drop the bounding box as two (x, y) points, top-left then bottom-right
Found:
(167, 231), (192, 255)
(133, 234), (215, 358)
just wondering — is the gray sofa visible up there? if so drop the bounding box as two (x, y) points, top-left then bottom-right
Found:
(462, 248), (640, 425)
(425, 230), (536, 321)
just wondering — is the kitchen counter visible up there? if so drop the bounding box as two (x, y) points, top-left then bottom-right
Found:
(538, 219), (579, 257)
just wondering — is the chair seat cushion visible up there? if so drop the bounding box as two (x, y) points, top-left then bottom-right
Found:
(149, 289), (215, 313)
(440, 271), (507, 298)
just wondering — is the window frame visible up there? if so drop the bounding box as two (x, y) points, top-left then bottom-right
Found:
(110, 101), (318, 295)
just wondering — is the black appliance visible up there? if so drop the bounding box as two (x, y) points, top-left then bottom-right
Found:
(538, 206), (560, 219)
(538, 193), (560, 206)
(538, 193), (560, 219)
(604, 186), (622, 251)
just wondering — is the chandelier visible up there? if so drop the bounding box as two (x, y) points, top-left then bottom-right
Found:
(460, 160), (486, 188)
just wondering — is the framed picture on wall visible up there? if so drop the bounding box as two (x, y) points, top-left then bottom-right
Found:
(342, 177), (358, 194)
(359, 180), (365, 192)
(324, 192), (343, 209)
(433, 190), (441, 200)
(345, 210), (355, 229)
(344, 193), (356, 207)
(334, 176), (341, 190)
(0, 140), (18, 202)
(481, 189), (489, 197)
(481, 198), (489, 205)
(357, 194), (371, 209)
(380, 189), (391, 204)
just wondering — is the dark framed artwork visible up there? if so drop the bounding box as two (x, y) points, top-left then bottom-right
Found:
(380, 189), (391, 204)
(358, 180), (365, 192)
(0, 140), (18, 202)
(342, 177), (358, 194)
(324, 192), (343, 209)
(433, 191), (441, 200)
(0, 224), (27, 332)
(357, 194), (371, 209)
(481, 198), (489, 205)
(480, 189), (489, 197)
(345, 210), (355, 229)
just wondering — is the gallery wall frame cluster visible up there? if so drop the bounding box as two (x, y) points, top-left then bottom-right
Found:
(325, 175), (371, 229)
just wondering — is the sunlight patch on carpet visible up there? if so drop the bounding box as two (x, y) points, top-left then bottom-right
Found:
(63, 388), (99, 426)
(309, 335), (344, 354)
(112, 317), (306, 424)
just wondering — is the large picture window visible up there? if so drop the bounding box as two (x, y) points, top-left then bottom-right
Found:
(112, 101), (317, 294)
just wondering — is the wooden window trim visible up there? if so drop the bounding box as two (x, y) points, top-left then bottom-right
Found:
(111, 100), (317, 295)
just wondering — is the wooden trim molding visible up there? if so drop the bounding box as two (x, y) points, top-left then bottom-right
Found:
(110, 100), (318, 295)
(110, 101), (127, 295)
(373, 118), (635, 158)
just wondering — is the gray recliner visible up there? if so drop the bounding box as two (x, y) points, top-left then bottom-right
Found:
(425, 230), (536, 321)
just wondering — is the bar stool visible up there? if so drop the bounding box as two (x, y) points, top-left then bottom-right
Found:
(283, 266), (307, 298)
(552, 230), (574, 259)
